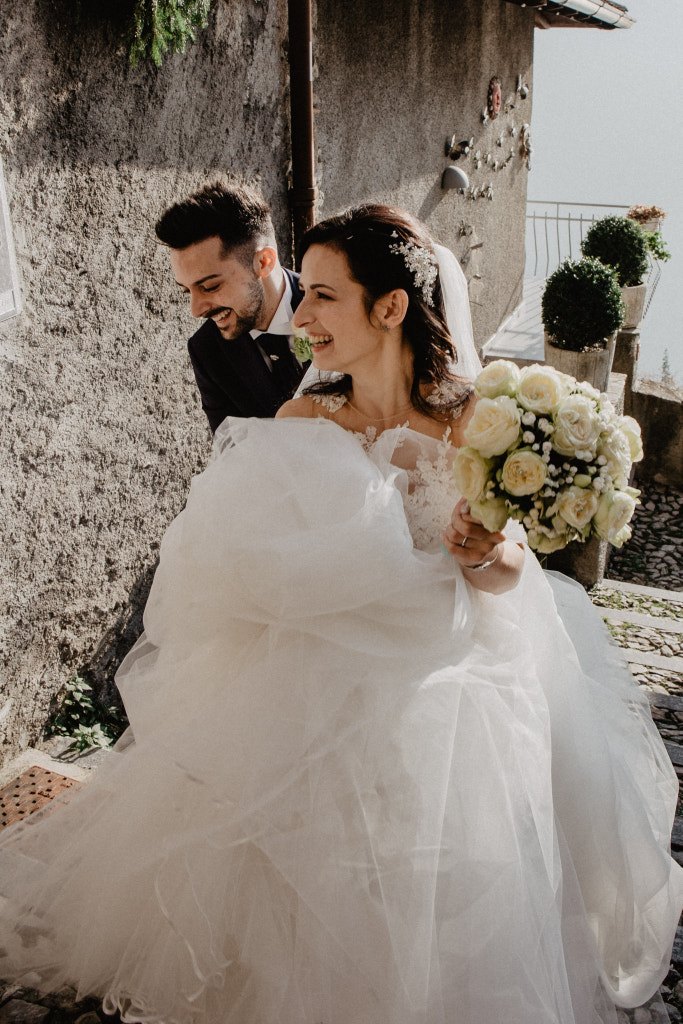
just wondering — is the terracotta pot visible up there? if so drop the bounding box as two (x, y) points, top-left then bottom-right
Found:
(620, 283), (647, 330)
(543, 332), (616, 392)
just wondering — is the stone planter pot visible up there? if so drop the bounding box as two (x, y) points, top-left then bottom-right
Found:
(640, 217), (662, 233)
(620, 283), (647, 330)
(543, 331), (617, 392)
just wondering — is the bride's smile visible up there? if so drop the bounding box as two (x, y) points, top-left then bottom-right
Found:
(294, 244), (397, 375)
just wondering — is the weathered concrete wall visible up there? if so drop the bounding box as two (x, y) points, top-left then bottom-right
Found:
(0, 0), (292, 760)
(0, 0), (535, 765)
(631, 379), (683, 491)
(314, 0), (534, 350)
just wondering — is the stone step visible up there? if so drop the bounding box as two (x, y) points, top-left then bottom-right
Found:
(600, 607), (683, 633)
(672, 818), (683, 848)
(601, 579), (683, 604)
(665, 742), (683, 768)
(649, 692), (683, 713)
(0, 747), (89, 790)
(621, 649), (683, 673)
(674, 925), (683, 967)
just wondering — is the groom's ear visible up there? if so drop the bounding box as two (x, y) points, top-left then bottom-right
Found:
(253, 247), (278, 278)
(373, 289), (409, 331)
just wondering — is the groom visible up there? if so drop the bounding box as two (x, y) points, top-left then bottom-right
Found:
(155, 181), (308, 432)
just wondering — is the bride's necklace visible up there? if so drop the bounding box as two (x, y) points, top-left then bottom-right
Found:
(345, 398), (414, 423)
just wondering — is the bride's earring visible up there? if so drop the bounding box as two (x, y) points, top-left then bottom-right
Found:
(380, 324), (390, 333)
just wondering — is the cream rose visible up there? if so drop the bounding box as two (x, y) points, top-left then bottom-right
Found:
(556, 485), (600, 530)
(469, 495), (508, 534)
(501, 449), (547, 496)
(552, 394), (602, 459)
(516, 365), (567, 414)
(610, 524), (633, 549)
(464, 397), (521, 457)
(593, 489), (638, 543)
(596, 427), (632, 489)
(528, 531), (567, 554)
(618, 415), (644, 462)
(452, 447), (493, 501)
(474, 360), (520, 399)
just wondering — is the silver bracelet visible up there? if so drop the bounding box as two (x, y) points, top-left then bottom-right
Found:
(466, 544), (501, 573)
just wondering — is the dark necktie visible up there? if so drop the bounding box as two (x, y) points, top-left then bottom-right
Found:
(259, 333), (305, 403)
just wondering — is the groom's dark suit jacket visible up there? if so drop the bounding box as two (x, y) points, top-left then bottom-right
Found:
(188, 269), (305, 432)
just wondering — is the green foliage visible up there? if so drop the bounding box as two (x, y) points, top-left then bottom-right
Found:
(48, 673), (128, 752)
(542, 257), (625, 351)
(130, 0), (216, 67)
(580, 215), (650, 288)
(644, 230), (672, 263)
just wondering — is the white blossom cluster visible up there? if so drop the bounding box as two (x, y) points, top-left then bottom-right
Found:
(452, 361), (643, 554)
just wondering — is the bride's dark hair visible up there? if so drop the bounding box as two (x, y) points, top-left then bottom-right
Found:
(298, 204), (470, 419)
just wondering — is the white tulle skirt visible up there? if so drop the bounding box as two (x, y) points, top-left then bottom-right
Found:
(0, 417), (680, 1024)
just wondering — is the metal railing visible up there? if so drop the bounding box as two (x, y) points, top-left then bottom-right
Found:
(525, 201), (663, 320)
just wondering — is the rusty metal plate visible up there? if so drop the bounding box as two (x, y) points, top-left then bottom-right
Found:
(0, 765), (82, 829)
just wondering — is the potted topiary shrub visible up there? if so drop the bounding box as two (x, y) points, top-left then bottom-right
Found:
(541, 256), (625, 391)
(581, 215), (650, 329)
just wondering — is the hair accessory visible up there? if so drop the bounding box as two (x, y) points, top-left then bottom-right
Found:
(388, 238), (438, 307)
(467, 544), (500, 572)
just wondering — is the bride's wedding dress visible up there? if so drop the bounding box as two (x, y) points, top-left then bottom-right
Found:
(0, 415), (680, 1024)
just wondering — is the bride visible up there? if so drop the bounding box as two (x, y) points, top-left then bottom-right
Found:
(0, 204), (681, 1024)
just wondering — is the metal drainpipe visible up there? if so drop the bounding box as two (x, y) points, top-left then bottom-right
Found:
(288, 0), (317, 264)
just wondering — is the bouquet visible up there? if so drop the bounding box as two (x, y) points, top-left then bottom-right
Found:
(453, 361), (643, 554)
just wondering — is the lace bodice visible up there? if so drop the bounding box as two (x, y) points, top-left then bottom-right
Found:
(399, 428), (460, 552)
(310, 392), (462, 552)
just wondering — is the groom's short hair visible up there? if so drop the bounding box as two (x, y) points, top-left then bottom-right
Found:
(155, 181), (276, 259)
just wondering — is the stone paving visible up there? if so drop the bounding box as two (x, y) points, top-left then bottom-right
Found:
(0, 482), (682, 1023)
(607, 482), (683, 592)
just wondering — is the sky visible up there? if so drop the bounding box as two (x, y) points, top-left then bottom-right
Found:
(527, 0), (682, 382)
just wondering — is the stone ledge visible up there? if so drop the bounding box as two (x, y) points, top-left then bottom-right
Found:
(0, 748), (89, 791)
(598, 579), (683, 603)
(600, 607), (683, 632)
(623, 649), (683, 673)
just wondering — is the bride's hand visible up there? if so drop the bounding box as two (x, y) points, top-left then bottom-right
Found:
(442, 498), (505, 570)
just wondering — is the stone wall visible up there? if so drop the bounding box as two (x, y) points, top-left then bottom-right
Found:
(0, 0), (534, 764)
(0, 0), (292, 759)
(631, 379), (683, 491)
(314, 0), (534, 348)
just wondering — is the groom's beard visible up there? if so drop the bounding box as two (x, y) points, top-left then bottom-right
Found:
(205, 278), (266, 340)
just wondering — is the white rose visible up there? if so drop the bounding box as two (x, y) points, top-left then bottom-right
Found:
(501, 449), (547, 497)
(618, 415), (644, 462)
(528, 531), (568, 554)
(474, 360), (520, 399)
(575, 380), (601, 401)
(593, 489), (638, 544)
(552, 394), (602, 459)
(610, 524), (632, 549)
(556, 485), (600, 530)
(597, 427), (633, 489)
(464, 397), (521, 458)
(452, 447), (493, 501)
(517, 365), (567, 414)
(469, 495), (509, 533)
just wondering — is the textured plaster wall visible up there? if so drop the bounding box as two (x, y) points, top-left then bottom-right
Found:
(631, 381), (683, 491)
(0, 0), (535, 764)
(314, 0), (534, 350)
(0, 0), (292, 761)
